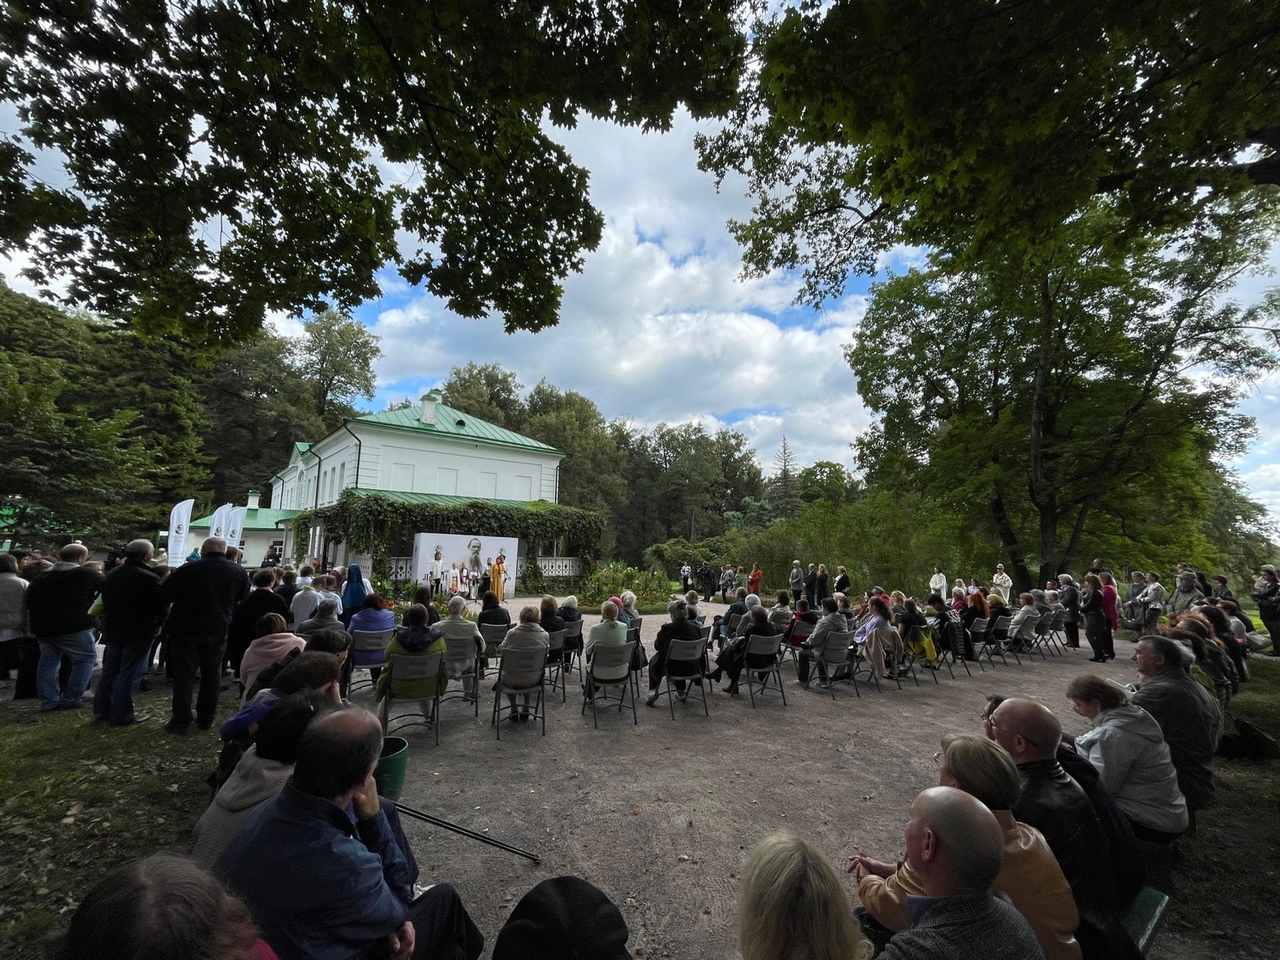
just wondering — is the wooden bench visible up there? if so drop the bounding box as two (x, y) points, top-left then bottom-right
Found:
(1122, 886), (1170, 957)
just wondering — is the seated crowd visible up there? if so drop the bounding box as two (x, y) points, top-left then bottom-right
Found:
(10, 549), (1263, 960)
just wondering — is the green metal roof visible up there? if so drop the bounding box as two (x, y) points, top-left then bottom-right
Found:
(346, 489), (536, 509)
(293, 441), (311, 454)
(192, 507), (299, 529)
(351, 403), (563, 456)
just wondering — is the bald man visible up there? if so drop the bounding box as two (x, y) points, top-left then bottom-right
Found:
(95, 539), (165, 726)
(989, 698), (1119, 921)
(878, 787), (1045, 960)
(218, 707), (483, 960)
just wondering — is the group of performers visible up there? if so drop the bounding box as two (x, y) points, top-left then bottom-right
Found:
(428, 549), (507, 602)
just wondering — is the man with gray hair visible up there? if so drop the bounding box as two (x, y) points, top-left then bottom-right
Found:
(25, 542), (105, 712)
(297, 598), (342, 637)
(432, 594), (484, 701)
(646, 598), (704, 706)
(1130, 635), (1220, 813)
(95, 539), (165, 726)
(160, 537), (250, 733)
(877, 786), (1046, 959)
(1167, 570), (1204, 617)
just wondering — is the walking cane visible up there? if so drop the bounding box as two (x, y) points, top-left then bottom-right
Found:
(393, 800), (541, 863)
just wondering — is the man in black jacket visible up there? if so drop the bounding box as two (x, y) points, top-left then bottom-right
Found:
(160, 537), (250, 733)
(26, 543), (105, 712)
(645, 599), (704, 706)
(95, 539), (166, 726)
(989, 697), (1128, 950)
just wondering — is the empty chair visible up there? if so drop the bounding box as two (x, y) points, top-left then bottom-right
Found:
(491, 647), (548, 739)
(378, 651), (444, 745)
(659, 637), (711, 718)
(348, 629), (393, 694)
(581, 640), (638, 728)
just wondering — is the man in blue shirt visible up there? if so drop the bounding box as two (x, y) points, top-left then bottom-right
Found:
(217, 706), (483, 960)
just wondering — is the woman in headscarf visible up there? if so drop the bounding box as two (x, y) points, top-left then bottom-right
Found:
(339, 562), (369, 623)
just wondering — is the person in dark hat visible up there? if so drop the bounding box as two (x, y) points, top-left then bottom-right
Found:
(492, 877), (631, 960)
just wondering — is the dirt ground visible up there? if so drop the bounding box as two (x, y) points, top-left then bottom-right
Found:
(352, 597), (1273, 960)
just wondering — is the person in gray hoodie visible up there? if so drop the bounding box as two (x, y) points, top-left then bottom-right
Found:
(191, 691), (321, 867)
(1063, 674), (1188, 842)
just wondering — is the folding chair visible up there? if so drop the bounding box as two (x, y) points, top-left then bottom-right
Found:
(1048, 609), (1070, 653)
(349, 629), (393, 694)
(981, 615), (1015, 667)
(562, 619), (584, 679)
(782, 619), (815, 670)
(491, 647), (548, 739)
(544, 629), (568, 702)
(581, 641), (637, 728)
(440, 635), (481, 717)
(899, 624), (936, 685)
(936, 620), (972, 678)
(479, 623), (508, 661)
(870, 627), (910, 689)
(743, 633), (787, 708)
(1030, 612), (1054, 660)
(805, 631), (859, 699)
(660, 637), (711, 718)
(378, 651), (444, 745)
(626, 624), (645, 679)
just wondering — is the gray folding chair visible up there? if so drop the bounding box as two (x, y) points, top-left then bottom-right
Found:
(661, 637), (710, 718)
(743, 633), (787, 708)
(992, 614), (1019, 665)
(349, 629), (393, 694)
(378, 651), (444, 745)
(544, 629), (568, 701)
(806, 631), (859, 698)
(782, 619), (815, 669)
(899, 624), (936, 685)
(581, 641), (638, 728)
(935, 620), (971, 678)
(479, 622), (508, 660)
(491, 647), (548, 739)
(440, 635), (481, 716)
(562, 619), (584, 679)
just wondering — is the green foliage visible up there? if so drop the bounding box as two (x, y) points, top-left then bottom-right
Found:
(297, 308), (380, 425)
(293, 489), (604, 580)
(1, 2), (744, 342)
(700, 2), (1280, 306)
(767, 436), (803, 520)
(847, 205), (1280, 590)
(578, 563), (670, 608)
(0, 349), (144, 542)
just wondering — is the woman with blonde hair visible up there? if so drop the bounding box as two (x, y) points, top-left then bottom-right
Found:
(740, 833), (870, 960)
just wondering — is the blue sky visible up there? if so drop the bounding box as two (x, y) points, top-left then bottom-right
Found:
(3, 107), (1277, 522)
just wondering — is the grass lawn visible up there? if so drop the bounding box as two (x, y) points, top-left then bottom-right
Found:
(0, 686), (223, 959)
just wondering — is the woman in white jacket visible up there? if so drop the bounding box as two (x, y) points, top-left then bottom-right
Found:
(1064, 674), (1189, 842)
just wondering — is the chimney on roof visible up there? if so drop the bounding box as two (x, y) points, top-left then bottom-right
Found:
(420, 389), (442, 425)
(246, 490), (260, 510)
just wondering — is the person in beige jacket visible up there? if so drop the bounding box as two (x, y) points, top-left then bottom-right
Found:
(850, 733), (1081, 960)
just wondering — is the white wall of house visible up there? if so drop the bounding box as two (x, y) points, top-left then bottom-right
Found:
(270, 422), (562, 511)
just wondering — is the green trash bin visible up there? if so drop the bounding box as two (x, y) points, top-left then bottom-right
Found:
(374, 735), (409, 801)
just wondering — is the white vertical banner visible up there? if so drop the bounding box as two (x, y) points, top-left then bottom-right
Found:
(209, 502), (233, 541)
(226, 506), (248, 549)
(167, 499), (195, 568)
